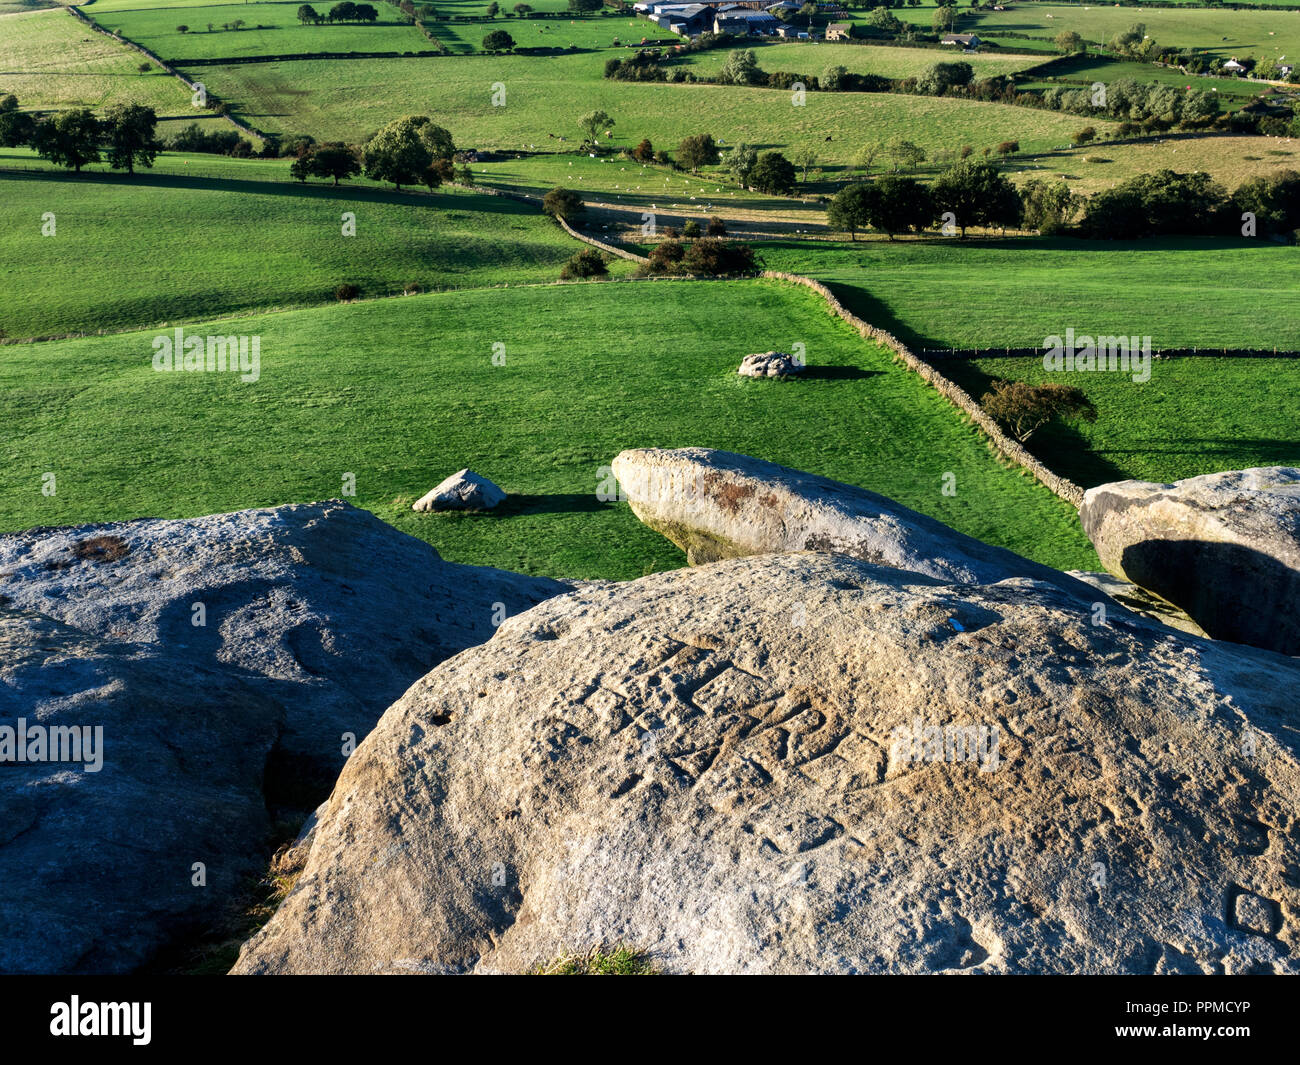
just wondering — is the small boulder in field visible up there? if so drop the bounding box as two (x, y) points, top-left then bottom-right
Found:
(1080, 467), (1300, 655)
(413, 469), (506, 512)
(738, 351), (802, 378)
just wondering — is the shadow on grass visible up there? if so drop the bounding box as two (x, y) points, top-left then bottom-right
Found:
(1102, 438), (1300, 468)
(0, 167), (542, 216)
(1022, 421), (1130, 488)
(797, 366), (882, 381)
(819, 279), (939, 350)
(490, 493), (614, 517)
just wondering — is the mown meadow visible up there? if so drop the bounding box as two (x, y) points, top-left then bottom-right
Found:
(0, 280), (1097, 577)
(939, 354), (1300, 490)
(188, 50), (1114, 156)
(0, 162), (620, 339)
(757, 237), (1300, 351)
(892, 2), (1300, 62)
(1, 7), (235, 137)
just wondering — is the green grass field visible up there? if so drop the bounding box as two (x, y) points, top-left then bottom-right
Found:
(0, 279), (1097, 577)
(1004, 133), (1300, 197)
(757, 237), (1300, 351)
(191, 50), (1114, 159)
(0, 0), (57, 13)
(0, 164), (615, 339)
(675, 41), (1046, 81)
(1021, 54), (1265, 102)
(7, 0), (1295, 588)
(0, 8), (242, 138)
(94, 1), (431, 60)
(939, 354), (1300, 490)
(470, 151), (824, 225)
(894, 3), (1300, 63)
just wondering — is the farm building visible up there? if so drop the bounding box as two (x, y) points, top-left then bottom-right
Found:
(940, 33), (982, 49)
(645, 2), (717, 35)
(825, 22), (852, 41)
(715, 9), (780, 34)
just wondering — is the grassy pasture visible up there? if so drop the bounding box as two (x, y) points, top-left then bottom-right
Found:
(894, 3), (1300, 63)
(2, 143), (285, 179)
(0, 280), (1097, 577)
(0, 8), (238, 137)
(191, 51), (1115, 159)
(1004, 133), (1300, 197)
(470, 152), (827, 230)
(674, 41), (1047, 81)
(939, 355), (1300, 490)
(0, 0), (57, 13)
(756, 237), (1300, 352)
(1021, 54), (1266, 102)
(94, 1), (431, 60)
(0, 165), (612, 339)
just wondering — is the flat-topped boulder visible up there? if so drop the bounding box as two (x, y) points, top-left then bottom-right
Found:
(413, 469), (506, 512)
(1066, 570), (1206, 638)
(1080, 467), (1300, 655)
(0, 500), (571, 973)
(233, 551), (1300, 975)
(610, 446), (1093, 599)
(738, 351), (803, 378)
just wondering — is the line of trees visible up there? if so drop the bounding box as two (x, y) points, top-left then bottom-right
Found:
(607, 46), (1271, 136)
(0, 99), (161, 174)
(297, 3), (380, 23)
(828, 161), (1023, 240)
(1081, 168), (1300, 240)
(827, 162), (1300, 242)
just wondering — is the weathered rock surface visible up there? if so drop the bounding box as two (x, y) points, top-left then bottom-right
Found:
(413, 469), (506, 512)
(1067, 570), (1207, 638)
(611, 446), (1093, 598)
(738, 351), (803, 378)
(1080, 467), (1300, 655)
(0, 500), (571, 973)
(234, 552), (1300, 975)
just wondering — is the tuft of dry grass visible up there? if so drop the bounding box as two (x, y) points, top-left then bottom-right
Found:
(72, 534), (131, 563)
(530, 945), (659, 975)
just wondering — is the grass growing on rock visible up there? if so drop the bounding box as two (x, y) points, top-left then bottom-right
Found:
(530, 946), (658, 975)
(0, 279), (1098, 578)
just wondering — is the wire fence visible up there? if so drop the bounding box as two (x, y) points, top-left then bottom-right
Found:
(920, 346), (1300, 360)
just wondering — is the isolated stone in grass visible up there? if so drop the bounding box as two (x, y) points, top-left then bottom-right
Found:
(413, 469), (506, 512)
(737, 351), (802, 378)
